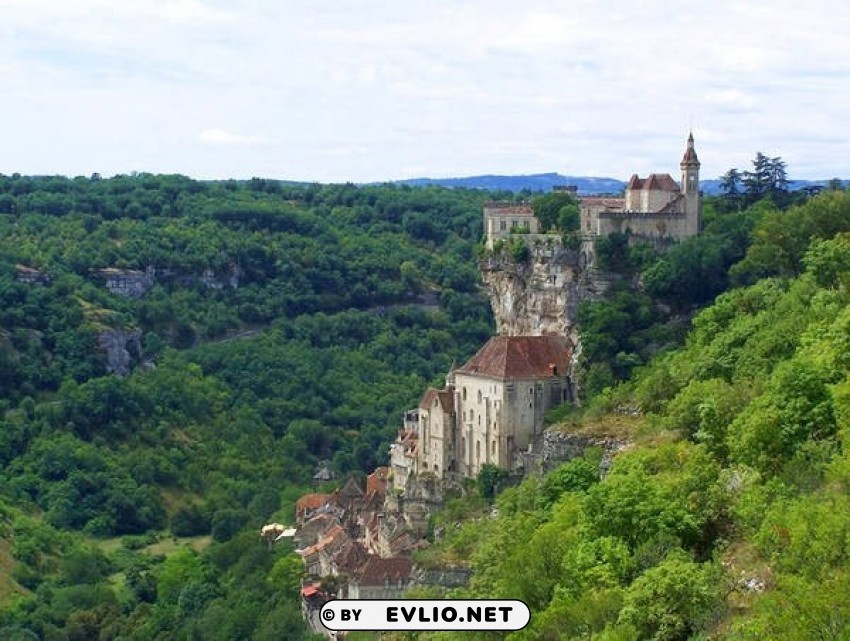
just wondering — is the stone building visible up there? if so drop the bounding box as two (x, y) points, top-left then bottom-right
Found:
(485, 133), (702, 249)
(580, 133), (701, 240)
(391, 335), (574, 486)
(483, 203), (540, 249)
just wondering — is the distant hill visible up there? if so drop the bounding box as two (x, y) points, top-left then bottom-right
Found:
(391, 173), (625, 195)
(390, 173), (843, 196)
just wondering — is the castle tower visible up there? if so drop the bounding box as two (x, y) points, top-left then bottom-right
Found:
(680, 131), (701, 235)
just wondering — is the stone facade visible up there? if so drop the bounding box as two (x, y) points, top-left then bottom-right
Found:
(586, 133), (700, 241)
(490, 133), (702, 250)
(484, 203), (539, 249)
(391, 335), (574, 486)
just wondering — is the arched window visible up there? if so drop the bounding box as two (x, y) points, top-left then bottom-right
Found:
(477, 390), (482, 403)
(462, 387), (467, 400)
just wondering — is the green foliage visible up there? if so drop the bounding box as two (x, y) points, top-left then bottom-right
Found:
(618, 552), (722, 640)
(731, 190), (850, 284)
(476, 464), (510, 500)
(0, 176), (495, 639)
(506, 236), (529, 262)
(531, 191), (580, 232)
(595, 232), (633, 272)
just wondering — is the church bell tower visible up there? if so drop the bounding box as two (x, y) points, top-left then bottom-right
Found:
(680, 132), (701, 235)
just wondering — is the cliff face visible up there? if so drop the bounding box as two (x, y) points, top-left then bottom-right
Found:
(480, 239), (617, 343)
(97, 329), (142, 376)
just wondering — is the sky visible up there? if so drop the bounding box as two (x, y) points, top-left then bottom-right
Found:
(1, 0), (849, 183)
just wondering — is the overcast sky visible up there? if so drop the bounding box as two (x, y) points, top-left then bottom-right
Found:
(1, 0), (849, 183)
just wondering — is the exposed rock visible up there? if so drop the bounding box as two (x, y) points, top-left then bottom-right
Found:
(518, 430), (630, 477)
(15, 264), (50, 285)
(411, 565), (472, 589)
(94, 267), (156, 298)
(200, 265), (242, 290)
(480, 237), (619, 344)
(97, 329), (142, 376)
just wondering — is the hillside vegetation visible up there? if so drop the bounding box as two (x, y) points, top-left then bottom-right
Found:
(2, 168), (849, 639)
(413, 190), (850, 640)
(0, 174), (495, 639)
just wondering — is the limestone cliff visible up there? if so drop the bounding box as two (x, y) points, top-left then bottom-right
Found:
(480, 238), (618, 343)
(96, 329), (142, 376)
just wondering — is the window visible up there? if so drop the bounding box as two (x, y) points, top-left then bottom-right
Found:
(500, 220), (506, 231)
(511, 220), (518, 229)
(476, 441), (481, 461)
(463, 387), (467, 400)
(477, 390), (482, 403)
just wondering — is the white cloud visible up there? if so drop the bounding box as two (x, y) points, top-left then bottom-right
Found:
(0, 1), (849, 181)
(198, 128), (262, 146)
(704, 89), (759, 112)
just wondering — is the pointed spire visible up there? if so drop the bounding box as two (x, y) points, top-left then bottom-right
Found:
(681, 131), (700, 167)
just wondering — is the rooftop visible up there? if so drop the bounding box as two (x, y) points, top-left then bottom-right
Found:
(455, 335), (572, 381)
(354, 556), (414, 584)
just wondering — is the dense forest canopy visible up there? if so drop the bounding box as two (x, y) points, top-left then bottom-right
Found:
(0, 173), (499, 639)
(1, 167), (848, 639)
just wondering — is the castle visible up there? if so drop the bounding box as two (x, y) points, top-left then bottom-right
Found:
(390, 335), (574, 489)
(484, 132), (702, 248)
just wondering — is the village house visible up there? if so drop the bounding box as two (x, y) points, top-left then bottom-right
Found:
(344, 556), (414, 600)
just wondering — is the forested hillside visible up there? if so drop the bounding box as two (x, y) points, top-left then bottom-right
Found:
(414, 189), (850, 640)
(2, 169), (849, 640)
(0, 174), (495, 639)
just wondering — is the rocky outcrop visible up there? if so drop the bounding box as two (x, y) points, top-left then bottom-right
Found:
(15, 264), (50, 285)
(518, 430), (630, 476)
(480, 238), (618, 343)
(97, 329), (142, 376)
(411, 565), (472, 589)
(200, 265), (242, 290)
(94, 267), (156, 298)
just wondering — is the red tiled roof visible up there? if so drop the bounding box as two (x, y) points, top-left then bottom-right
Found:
(483, 203), (535, 216)
(419, 387), (456, 413)
(354, 556), (413, 584)
(332, 541), (370, 574)
(367, 467), (390, 497)
(456, 336), (572, 381)
(300, 524), (348, 557)
(419, 388), (439, 411)
(627, 174), (643, 190)
(296, 493), (331, 513)
(581, 197), (625, 209)
(644, 173), (680, 192)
